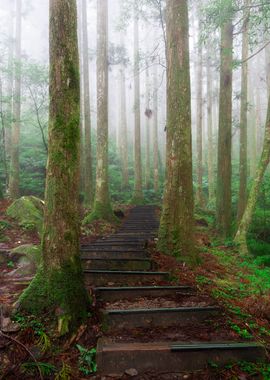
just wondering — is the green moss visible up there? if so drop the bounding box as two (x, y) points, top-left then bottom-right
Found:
(6, 196), (44, 235)
(83, 201), (119, 224)
(19, 257), (90, 333)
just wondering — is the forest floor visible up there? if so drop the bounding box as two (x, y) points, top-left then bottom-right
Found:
(0, 200), (270, 379)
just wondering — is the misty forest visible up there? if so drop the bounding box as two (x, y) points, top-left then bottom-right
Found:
(1, 0), (270, 379)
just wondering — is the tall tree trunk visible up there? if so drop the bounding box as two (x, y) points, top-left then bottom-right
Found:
(153, 61), (159, 193)
(119, 61), (129, 188)
(145, 65), (151, 190)
(5, 0), (14, 175)
(9, 0), (21, 199)
(206, 51), (215, 206)
(237, 0), (250, 222)
(81, 0), (93, 206)
(265, 41), (270, 96)
(132, 2), (143, 203)
(77, 0), (86, 199)
(235, 93), (270, 253)
(85, 0), (115, 222)
(196, 26), (204, 207)
(216, 0), (233, 237)
(158, 0), (197, 263)
(20, 0), (89, 332)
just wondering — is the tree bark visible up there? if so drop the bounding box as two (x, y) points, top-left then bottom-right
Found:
(9, 0), (21, 199)
(85, 0), (115, 222)
(19, 0), (89, 332)
(145, 64), (151, 190)
(81, 0), (93, 206)
(119, 60), (129, 188)
(237, 0), (250, 222)
(216, 1), (233, 238)
(158, 0), (197, 263)
(132, 2), (143, 203)
(153, 61), (159, 193)
(196, 24), (204, 207)
(206, 51), (215, 206)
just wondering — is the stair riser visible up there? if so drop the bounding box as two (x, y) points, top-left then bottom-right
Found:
(102, 309), (219, 331)
(82, 259), (154, 271)
(81, 252), (149, 260)
(81, 245), (144, 251)
(95, 287), (194, 301)
(84, 273), (168, 286)
(97, 345), (265, 376)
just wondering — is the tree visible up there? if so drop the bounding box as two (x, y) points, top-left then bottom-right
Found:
(153, 60), (159, 193)
(19, 0), (89, 333)
(9, 0), (22, 199)
(206, 49), (215, 206)
(216, 0), (233, 238)
(196, 20), (204, 207)
(237, 0), (250, 222)
(119, 35), (129, 189)
(158, 0), (197, 263)
(81, 0), (93, 206)
(84, 0), (115, 222)
(132, 0), (144, 203)
(235, 92), (270, 254)
(145, 63), (151, 190)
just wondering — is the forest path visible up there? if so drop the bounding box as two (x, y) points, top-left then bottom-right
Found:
(82, 206), (264, 378)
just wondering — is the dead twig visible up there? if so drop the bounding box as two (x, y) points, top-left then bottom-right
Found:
(0, 330), (44, 380)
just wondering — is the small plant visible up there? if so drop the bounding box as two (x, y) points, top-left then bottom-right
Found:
(37, 331), (51, 353)
(7, 260), (14, 268)
(76, 344), (97, 375)
(21, 361), (56, 377)
(55, 362), (72, 380)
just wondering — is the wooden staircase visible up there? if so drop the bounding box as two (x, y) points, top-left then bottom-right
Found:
(81, 206), (265, 377)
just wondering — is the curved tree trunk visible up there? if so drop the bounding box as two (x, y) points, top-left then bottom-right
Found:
(19, 0), (89, 332)
(9, 0), (21, 199)
(216, 1), (233, 238)
(235, 93), (270, 253)
(158, 0), (197, 263)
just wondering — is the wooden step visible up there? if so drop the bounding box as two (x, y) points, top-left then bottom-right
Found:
(102, 306), (220, 331)
(97, 340), (265, 376)
(81, 251), (149, 260)
(81, 244), (144, 251)
(84, 270), (169, 286)
(95, 286), (194, 301)
(82, 258), (154, 271)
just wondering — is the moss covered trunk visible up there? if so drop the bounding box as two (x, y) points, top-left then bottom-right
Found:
(235, 93), (270, 253)
(9, 0), (21, 199)
(132, 2), (143, 204)
(237, 0), (249, 222)
(216, 0), (233, 238)
(19, 0), (89, 332)
(158, 0), (197, 263)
